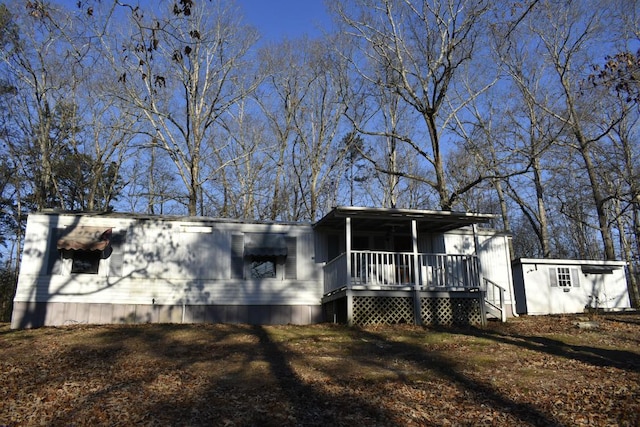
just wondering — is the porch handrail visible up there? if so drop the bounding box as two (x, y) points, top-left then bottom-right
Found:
(483, 277), (506, 322)
(350, 250), (416, 287)
(323, 253), (348, 294)
(323, 251), (480, 292)
(418, 253), (480, 289)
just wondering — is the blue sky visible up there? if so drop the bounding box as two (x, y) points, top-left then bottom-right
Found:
(235, 0), (332, 41)
(52, 1), (332, 41)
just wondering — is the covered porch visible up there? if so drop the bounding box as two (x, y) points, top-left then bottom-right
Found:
(315, 207), (506, 326)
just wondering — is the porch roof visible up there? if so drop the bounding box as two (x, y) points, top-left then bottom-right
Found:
(314, 206), (495, 233)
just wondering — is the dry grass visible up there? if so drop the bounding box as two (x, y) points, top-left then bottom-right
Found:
(1, 312), (639, 426)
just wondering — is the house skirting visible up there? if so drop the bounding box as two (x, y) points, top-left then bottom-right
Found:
(322, 289), (485, 326)
(11, 301), (323, 329)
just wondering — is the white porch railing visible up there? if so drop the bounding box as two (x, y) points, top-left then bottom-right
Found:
(351, 251), (415, 286)
(323, 253), (348, 294)
(418, 253), (481, 289)
(483, 277), (507, 322)
(323, 251), (481, 295)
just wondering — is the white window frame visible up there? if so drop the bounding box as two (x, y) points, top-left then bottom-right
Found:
(550, 266), (580, 289)
(556, 267), (573, 287)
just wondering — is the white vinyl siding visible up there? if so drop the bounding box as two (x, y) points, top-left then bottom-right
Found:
(14, 214), (323, 308)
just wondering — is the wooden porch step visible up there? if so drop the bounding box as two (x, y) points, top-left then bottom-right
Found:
(484, 298), (506, 322)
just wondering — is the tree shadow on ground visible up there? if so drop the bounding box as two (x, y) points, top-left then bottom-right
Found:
(442, 324), (640, 374)
(345, 327), (564, 426)
(40, 324), (270, 425)
(48, 323), (394, 426)
(8, 321), (637, 426)
(602, 312), (640, 326)
(250, 325), (393, 426)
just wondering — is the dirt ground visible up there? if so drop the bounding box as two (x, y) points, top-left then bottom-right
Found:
(1, 312), (639, 426)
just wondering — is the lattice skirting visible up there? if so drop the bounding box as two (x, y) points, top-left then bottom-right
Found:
(353, 296), (415, 325)
(420, 297), (483, 326)
(324, 293), (485, 326)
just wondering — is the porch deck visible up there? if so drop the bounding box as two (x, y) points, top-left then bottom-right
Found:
(322, 251), (502, 326)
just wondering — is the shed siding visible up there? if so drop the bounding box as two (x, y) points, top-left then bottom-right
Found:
(512, 259), (630, 315)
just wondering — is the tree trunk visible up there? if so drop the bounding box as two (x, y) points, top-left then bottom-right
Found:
(426, 112), (450, 210)
(532, 157), (551, 257)
(572, 124), (616, 260)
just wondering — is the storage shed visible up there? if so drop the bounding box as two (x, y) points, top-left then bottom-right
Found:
(512, 258), (631, 315)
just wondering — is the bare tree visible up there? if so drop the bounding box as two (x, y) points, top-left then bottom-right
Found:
(493, 43), (567, 257)
(0, 1), (78, 210)
(292, 37), (351, 220)
(334, 0), (495, 210)
(489, 0), (636, 261)
(255, 39), (306, 220)
(0, 1), (127, 213)
(599, 101), (640, 305)
(366, 62), (413, 208)
(114, 1), (259, 216)
(258, 36), (350, 220)
(447, 97), (518, 240)
(210, 97), (271, 219)
(528, 1), (621, 259)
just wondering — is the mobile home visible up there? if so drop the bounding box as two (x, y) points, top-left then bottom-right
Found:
(12, 207), (515, 328)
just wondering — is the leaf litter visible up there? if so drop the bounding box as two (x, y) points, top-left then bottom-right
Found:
(0, 313), (639, 426)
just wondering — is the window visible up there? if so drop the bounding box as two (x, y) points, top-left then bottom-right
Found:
(71, 250), (101, 274)
(47, 226), (123, 276)
(550, 267), (580, 288)
(231, 233), (297, 280)
(250, 257), (277, 278)
(557, 267), (572, 287)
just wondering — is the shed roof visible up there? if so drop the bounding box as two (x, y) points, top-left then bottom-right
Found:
(513, 258), (627, 267)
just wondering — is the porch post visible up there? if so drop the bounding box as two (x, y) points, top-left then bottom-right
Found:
(346, 290), (353, 326)
(346, 217), (352, 290)
(346, 217), (353, 325)
(472, 224), (482, 288)
(411, 219), (422, 325)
